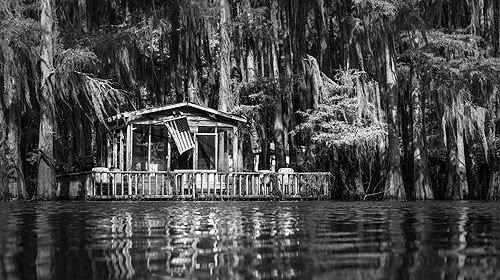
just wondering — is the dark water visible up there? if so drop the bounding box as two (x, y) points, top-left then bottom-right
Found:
(0, 201), (499, 280)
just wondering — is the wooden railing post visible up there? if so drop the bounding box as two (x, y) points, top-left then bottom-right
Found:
(112, 173), (116, 197)
(91, 172), (95, 197)
(147, 172), (151, 196)
(232, 174), (236, 199)
(130, 174), (134, 196)
(192, 173), (196, 200)
(219, 173), (223, 200)
(120, 173), (124, 196)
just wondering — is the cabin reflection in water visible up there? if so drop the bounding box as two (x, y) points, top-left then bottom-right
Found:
(1, 202), (500, 279)
(87, 207), (306, 279)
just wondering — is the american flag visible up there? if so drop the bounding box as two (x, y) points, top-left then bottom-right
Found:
(164, 116), (195, 154)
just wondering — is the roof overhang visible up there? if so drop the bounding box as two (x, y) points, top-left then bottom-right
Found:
(107, 102), (246, 126)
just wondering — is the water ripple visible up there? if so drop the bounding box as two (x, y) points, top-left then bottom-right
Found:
(0, 201), (500, 279)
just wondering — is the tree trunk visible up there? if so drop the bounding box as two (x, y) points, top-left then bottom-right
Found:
(258, 40), (265, 77)
(337, 0), (352, 69)
(218, 0), (232, 112)
(283, 2), (294, 160)
(246, 43), (255, 82)
(383, 24), (405, 200)
(116, 47), (138, 105)
(0, 98), (8, 199)
(241, 0), (255, 84)
(455, 99), (469, 199)
(295, 0), (307, 70)
(469, 0), (479, 35)
(400, 73), (412, 193)
(493, 0), (500, 56)
(445, 94), (468, 200)
(170, 0), (182, 102)
(302, 55), (324, 109)
(78, 0), (88, 33)
(465, 137), (479, 198)
(67, 113), (75, 171)
(37, 0), (56, 199)
(411, 69), (433, 200)
(270, 0), (285, 168)
(488, 158), (500, 199)
(487, 86), (500, 199)
(315, 0), (328, 71)
(2, 42), (27, 199)
(270, 0), (280, 80)
(7, 108), (26, 199)
(186, 10), (200, 104)
(354, 167), (364, 198)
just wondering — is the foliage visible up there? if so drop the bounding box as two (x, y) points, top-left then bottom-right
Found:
(298, 174), (330, 198)
(56, 48), (99, 73)
(296, 71), (384, 149)
(54, 47), (130, 127)
(0, 16), (41, 51)
(425, 31), (484, 59)
(354, 0), (396, 18)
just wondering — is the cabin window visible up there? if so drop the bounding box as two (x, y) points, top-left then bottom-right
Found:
(132, 125), (149, 171)
(196, 134), (216, 170)
(125, 123), (237, 172)
(150, 126), (169, 171)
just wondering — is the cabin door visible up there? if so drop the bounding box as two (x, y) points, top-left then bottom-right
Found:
(194, 133), (217, 170)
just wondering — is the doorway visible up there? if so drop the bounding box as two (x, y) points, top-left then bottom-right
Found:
(195, 133), (217, 170)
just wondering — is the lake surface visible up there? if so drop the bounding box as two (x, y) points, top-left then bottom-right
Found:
(0, 201), (499, 280)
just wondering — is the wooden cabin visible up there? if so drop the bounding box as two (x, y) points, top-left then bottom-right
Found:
(101, 102), (245, 173)
(56, 102), (331, 200)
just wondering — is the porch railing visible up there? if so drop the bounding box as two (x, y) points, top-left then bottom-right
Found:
(89, 170), (331, 200)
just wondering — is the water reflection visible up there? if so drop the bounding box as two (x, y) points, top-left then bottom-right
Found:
(0, 201), (499, 279)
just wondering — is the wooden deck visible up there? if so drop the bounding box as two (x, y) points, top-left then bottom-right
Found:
(58, 171), (332, 200)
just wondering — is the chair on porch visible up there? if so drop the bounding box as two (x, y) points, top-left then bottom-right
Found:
(258, 170), (272, 196)
(278, 168), (295, 196)
(92, 167), (110, 195)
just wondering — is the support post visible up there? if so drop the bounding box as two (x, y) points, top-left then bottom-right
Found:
(215, 127), (219, 171)
(254, 154), (260, 172)
(106, 136), (112, 168)
(119, 131), (124, 170)
(167, 134), (171, 171)
(270, 142), (276, 172)
(193, 134), (198, 169)
(126, 123), (133, 171)
(112, 134), (118, 168)
(233, 127), (238, 171)
(147, 125), (152, 171)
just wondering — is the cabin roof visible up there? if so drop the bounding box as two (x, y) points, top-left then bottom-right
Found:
(107, 102), (246, 125)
